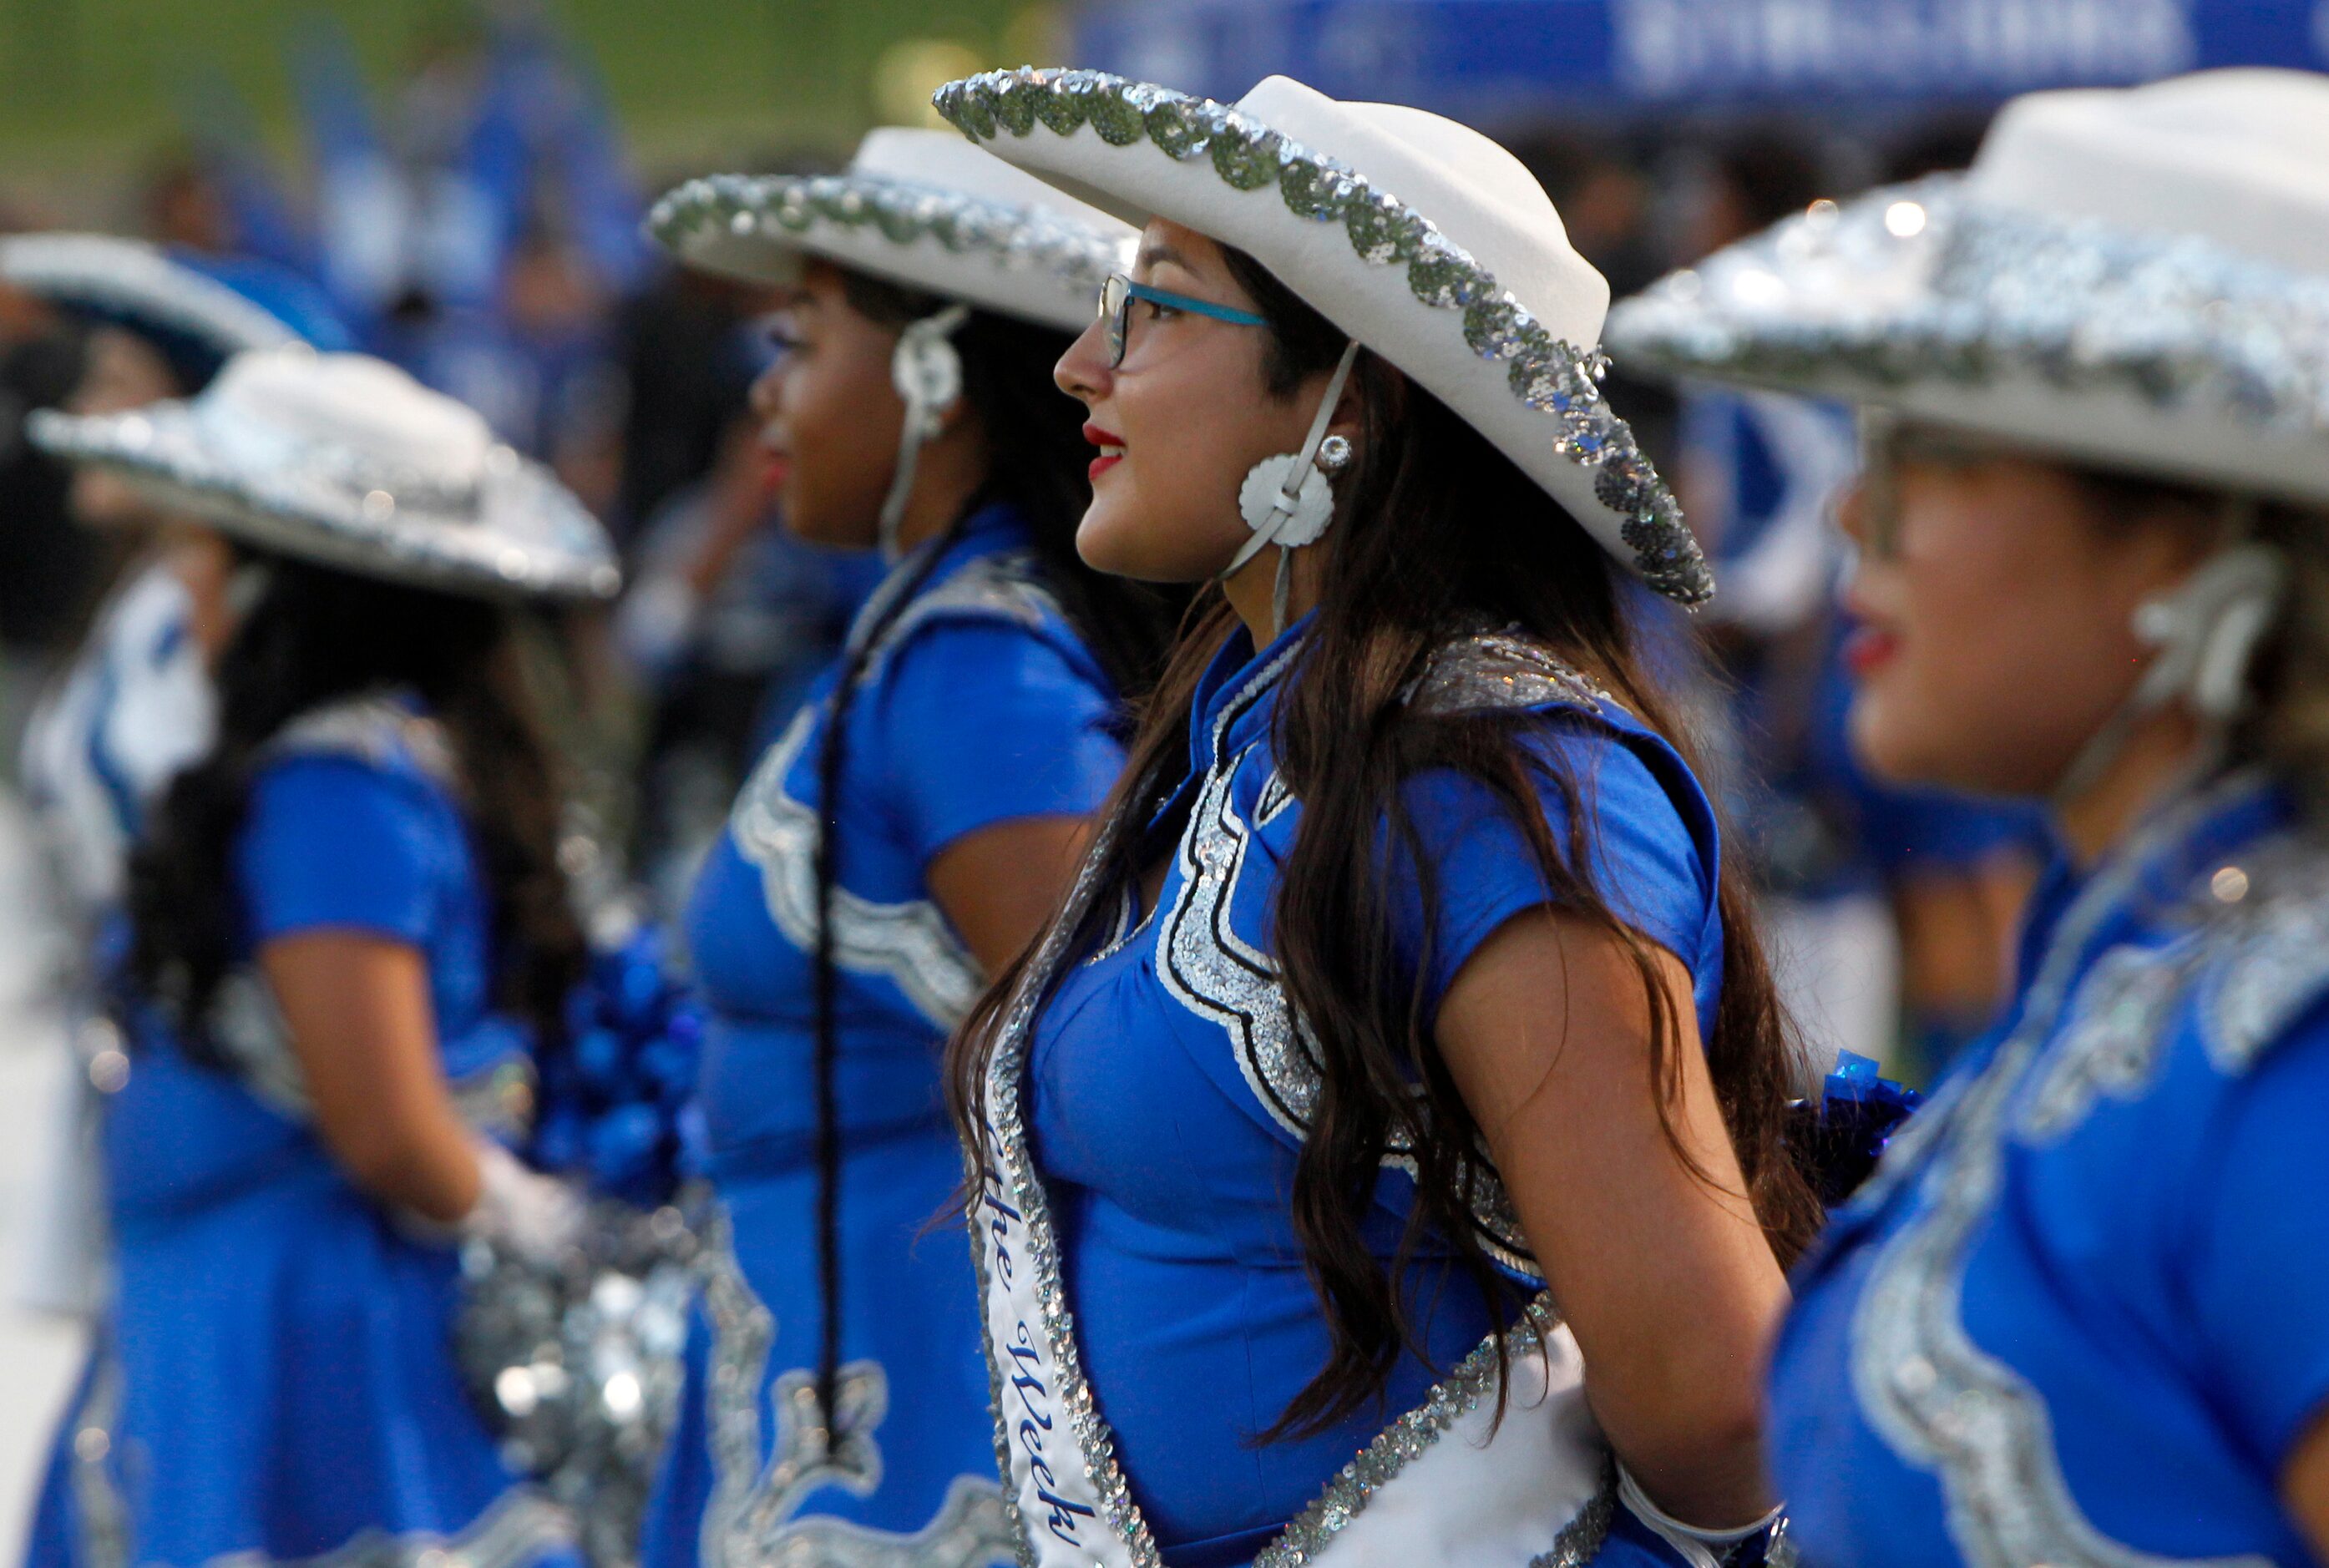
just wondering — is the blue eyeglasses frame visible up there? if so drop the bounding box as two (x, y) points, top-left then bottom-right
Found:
(1097, 272), (1268, 367)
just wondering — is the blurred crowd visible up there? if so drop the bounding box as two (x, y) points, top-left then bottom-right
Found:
(0, 11), (2048, 1087)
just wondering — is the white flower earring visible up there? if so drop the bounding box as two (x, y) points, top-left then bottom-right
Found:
(1223, 340), (1363, 638)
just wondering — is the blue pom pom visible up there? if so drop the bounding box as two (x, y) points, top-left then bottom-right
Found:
(1790, 1052), (1924, 1207)
(529, 925), (706, 1205)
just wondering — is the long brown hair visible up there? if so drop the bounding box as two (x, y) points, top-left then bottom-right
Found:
(128, 555), (586, 1056)
(947, 247), (1820, 1438)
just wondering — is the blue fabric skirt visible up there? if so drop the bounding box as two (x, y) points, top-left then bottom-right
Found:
(640, 1125), (1010, 1568)
(28, 1161), (573, 1568)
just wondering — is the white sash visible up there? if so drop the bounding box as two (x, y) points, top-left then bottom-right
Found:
(969, 865), (1618, 1568)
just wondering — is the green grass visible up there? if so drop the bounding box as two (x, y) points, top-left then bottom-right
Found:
(0, 0), (1056, 172)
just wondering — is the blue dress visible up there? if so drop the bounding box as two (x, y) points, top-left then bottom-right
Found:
(643, 503), (1127, 1568)
(27, 695), (570, 1568)
(971, 620), (1723, 1568)
(1768, 771), (2329, 1567)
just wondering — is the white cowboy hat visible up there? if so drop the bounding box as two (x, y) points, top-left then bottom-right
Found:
(28, 348), (621, 602)
(648, 126), (1134, 334)
(0, 234), (315, 365)
(929, 67), (1711, 605)
(1604, 68), (2329, 508)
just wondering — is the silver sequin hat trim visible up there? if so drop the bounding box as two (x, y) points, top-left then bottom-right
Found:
(650, 126), (1133, 335)
(1607, 177), (2329, 508)
(28, 351), (621, 603)
(931, 67), (1711, 606)
(0, 233), (306, 362)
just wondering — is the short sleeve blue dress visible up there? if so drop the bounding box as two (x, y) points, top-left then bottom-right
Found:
(1766, 771), (2329, 1567)
(964, 620), (1729, 1568)
(641, 502), (1128, 1568)
(26, 695), (572, 1568)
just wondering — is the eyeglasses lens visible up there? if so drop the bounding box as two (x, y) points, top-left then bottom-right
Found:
(1099, 276), (1130, 367)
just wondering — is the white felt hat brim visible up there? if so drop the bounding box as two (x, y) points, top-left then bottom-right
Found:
(930, 68), (1712, 604)
(28, 367), (620, 603)
(1608, 69), (2329, 509)
(651, 128), (1133, 334)
(1607, 179), (2329, 508)
(0, 234), (305, 359)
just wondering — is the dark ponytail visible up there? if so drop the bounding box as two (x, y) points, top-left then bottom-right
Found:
(800, 268), (1177, 1428)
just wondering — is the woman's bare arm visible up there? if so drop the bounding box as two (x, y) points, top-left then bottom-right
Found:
(2282, 1407), (2329, 1565)
(927, 815), (1091, 974)
(1435, 905), (1790, 1529)
(260, 931), (483, 1222)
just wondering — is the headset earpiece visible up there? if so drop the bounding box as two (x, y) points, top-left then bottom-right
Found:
(893, 311), (968, 438)
(875, 304), (972, 561)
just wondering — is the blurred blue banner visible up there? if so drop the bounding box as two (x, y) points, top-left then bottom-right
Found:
(1071, 0), (2328, 122)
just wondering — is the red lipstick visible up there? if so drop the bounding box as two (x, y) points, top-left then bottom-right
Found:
(1842, 623), (1901, 677)
(1083, 421), (1125, 481)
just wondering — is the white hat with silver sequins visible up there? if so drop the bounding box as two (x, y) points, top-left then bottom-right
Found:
(929, 68), (1712, 605)
(647, 127), (1134, 335)
(28, 349), (621, 601)
(0, 233), (306, 361)
(1607, 69), (2329, 508)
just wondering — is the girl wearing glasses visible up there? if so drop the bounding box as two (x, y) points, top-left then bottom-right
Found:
(1609, 70), (2329, 1565)
(934, 71), (1818, 1566)
(641, 133), (1176, 1566)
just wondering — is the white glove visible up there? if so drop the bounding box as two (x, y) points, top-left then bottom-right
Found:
(612, 575), (701, 680)
(463, 1143), (587, 1267)
(1617, 1465), (1786, 1568)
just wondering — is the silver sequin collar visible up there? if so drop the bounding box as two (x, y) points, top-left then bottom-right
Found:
(1849, 771), (2302, 1568)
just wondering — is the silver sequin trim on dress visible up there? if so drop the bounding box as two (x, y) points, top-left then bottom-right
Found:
(206, 964), (536, 1136)
(929, 67), (1709, 606)
(1850, 771), (2288, 1568)
(728, 553), (1058, 1031)
(1157, 630), (1614, 1279)
(1253, 1299), (1616, 1568)
(2195, 847), (2329, 1074)
(1403, 627), (1611, 718)
(968, 630), (1621, 1568)
(699, 1210), (1014, 1568)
